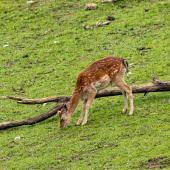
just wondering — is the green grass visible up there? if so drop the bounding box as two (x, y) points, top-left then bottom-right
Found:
(0, 0), (170, 169)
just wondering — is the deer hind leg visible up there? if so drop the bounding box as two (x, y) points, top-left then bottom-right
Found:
(115, 80), (134, 115)
(121, 90), (128, 113)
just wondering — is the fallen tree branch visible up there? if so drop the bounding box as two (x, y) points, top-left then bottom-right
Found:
(0, 79), (169, 130)
(0, 95), (70, 104)
(97, 79), (170, 97)
(1, 79), (170, 104)
(0, 104), (65, 130)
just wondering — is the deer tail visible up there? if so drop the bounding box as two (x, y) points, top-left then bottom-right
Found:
(122, 59), (129, 74)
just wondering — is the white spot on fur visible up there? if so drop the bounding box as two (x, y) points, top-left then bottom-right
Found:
(114, 70), (118, 74)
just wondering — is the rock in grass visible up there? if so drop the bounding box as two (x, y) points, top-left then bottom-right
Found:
(14, 136), (21, 142)
(3, 44), (9, 48)
(102, 0), (117, 3)
(27, 0), (36, 5)
(27, 0), (38, 8)
(96, 21), (111, 27)
(84, 21), (111, 30)
(85, 3), (97, 10)
(107, 16), (115, 21)
(22, 54), (29, 58)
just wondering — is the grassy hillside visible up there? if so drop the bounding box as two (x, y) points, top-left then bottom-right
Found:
(0, 0), (170, 169)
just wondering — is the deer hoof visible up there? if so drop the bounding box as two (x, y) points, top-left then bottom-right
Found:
(81, 120), (87, 126)
(128, 112), (133, 116)
(122, 108), (128, 113)
(76, 119), (82, 126)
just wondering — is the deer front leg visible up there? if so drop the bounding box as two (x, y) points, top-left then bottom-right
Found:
(76, 112), (84, 126)
(81, 102), (90, 126)
(80, 86), (96, 126)
(76, 100), (87, 126)
(81, 93), (96, 125)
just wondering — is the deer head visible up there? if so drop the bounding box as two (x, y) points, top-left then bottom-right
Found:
(58, 104), (71, 128)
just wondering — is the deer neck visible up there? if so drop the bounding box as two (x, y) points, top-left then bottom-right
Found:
(66, 88), (81, 116)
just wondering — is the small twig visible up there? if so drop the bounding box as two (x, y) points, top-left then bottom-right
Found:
(144, 91), (148, 96)
(0, 96), (25, 100)
(84, 21), (111, 30)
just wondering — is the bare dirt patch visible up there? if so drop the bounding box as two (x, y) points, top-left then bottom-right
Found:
(140, 156), (170, 169)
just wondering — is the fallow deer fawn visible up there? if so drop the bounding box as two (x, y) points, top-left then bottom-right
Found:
(59, 57), (134, 128)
